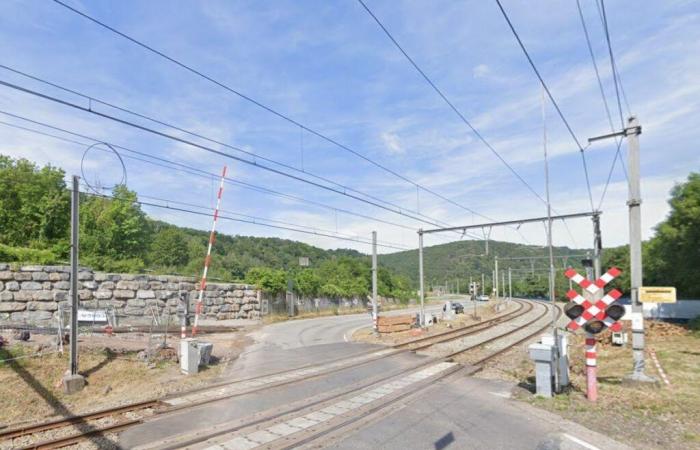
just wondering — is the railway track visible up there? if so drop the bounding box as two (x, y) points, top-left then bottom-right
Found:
(0, 400), (162, 449)
(2, 299), (553, 449)
(135, 300), (561, 450)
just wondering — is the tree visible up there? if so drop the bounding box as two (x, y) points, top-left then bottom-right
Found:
(245, 267), (287, 293)
(645, 173), (700, 298)
(150, 227), (190, 267)
(80, 185), (150, 269)
(0, 155), (70, 250)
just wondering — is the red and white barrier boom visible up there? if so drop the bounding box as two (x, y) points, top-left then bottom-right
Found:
(189, 166), (227, 338)
(564, 267), (625, 401)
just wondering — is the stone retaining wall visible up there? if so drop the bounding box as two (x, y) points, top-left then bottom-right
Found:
(0, 264), (260, 326)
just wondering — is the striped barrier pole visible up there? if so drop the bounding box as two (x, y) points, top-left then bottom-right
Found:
(585, 333), (597, 401)
(191, 166), (227, 337)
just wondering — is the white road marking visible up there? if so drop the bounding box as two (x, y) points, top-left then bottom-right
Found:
(563, 433), (602, 450)
(488, 391), (511, 398)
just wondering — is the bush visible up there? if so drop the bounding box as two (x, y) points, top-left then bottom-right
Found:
(0, 244), (60, 264)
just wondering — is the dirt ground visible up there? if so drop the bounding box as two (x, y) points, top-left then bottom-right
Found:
(352, 300), (515, 345)
(0, 326), (255, 427)
(476, 320), (700, 450)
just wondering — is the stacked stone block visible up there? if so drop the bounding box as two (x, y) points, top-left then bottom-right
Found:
(0, 264), (260, 326)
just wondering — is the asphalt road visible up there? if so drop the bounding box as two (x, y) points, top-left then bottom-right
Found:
(121, 298), (629, 450)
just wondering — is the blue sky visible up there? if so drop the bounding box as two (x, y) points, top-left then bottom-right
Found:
(0, 0), (698, 254)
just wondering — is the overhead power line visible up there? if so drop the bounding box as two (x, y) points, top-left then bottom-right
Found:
(493, 0), (595, 212)
(0, 64), (446, 227)
(599, 0), (627, 128)
(355, 0), (547, 207)
(79, 189), (410, 251)
(51, 0), (495, 222)
(0, 111), (478, 248)
(0, 78), (469, 233)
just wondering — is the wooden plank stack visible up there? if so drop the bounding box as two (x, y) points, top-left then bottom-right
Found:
(377, 314), (415, 333)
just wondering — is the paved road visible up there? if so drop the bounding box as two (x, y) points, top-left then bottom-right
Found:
(121, 298), (628, 450)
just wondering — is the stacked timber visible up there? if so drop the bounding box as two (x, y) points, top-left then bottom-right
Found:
(377, 314), (415, 333)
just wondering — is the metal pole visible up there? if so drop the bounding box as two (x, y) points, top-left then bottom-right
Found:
(542, 87), (560, 392)
(418, 230), (425, 327)
(372, 231), (378, 333)
(592, 213), (602, 279)
(69, 175), (79, 376)
(508, 268), (512, 300)
(502, 272), (506, 299)
(625, 116), (655, 383)
(481, 273), (485, 297)
(495, 256), (499, 300)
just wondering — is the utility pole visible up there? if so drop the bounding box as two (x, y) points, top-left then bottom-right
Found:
(494, 256), (499, 300)
(502, 272), (506, 299)
(625, 117), (655, 383)
(63, 176), (84, 394)
(508, 267), (512, 300)
(588, 116), (655, 383)
(372, 231), (378, 334)
(542, 87), (559, 391)
(418, 230), (425, 327)
(481, 273), (485, 297)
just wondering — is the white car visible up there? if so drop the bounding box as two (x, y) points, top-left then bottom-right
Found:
(477, 295), (490, 302)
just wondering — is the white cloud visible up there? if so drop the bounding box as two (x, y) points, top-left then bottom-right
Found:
(380, 131), (404, 155)
(473, 64), (490, 79)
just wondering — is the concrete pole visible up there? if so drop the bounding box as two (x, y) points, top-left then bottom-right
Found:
(63, 175), (85, 393)
(70, 176), (79, 376)
(372, 231), (378, 333)
(625, 116), (655, 383)
(481, 273), (485, 297)
(418, 230), (425, 327)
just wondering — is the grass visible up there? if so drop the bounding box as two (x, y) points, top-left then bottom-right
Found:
(0, 343), (225, 426)
(508, 323), (700, 450)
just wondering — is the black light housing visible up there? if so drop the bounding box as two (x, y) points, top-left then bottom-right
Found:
(564, 302), (584, 320)
(606, 303), (625, 321)
(584, 320), (606, 334)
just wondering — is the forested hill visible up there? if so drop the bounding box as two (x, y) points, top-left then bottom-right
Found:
(380, 239), (588, 291)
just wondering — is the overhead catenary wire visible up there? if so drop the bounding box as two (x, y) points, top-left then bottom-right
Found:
(494, 0), (596, 213)
(0, 79), (473, 233)
(599, 0), (628, 127)
(0, 114), (474, 247)
(355, 0), (547, 207)
(50, 0), (495, 223)
(0, 63), (450, 228)
(575, 0), (628, 193)
(79, 190), (411, 251)
(0, 112), (415, 233)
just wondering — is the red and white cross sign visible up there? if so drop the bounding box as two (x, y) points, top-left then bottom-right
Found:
(564, 267), (623, 332)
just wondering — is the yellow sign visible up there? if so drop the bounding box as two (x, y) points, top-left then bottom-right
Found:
(640, 287), (677, 303)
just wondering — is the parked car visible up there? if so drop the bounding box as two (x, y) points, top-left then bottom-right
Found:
(451, 302), (464, 314)
(477, 295), (490, 302)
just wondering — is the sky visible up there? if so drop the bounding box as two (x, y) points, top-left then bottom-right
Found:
(0, 0), (698, 255)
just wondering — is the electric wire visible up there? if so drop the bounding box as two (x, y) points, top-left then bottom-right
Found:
(0, 63), (449, 227)
(599, 0), (629, 124)
(50, 0), (495, 222)
(0, 79), (468, 232)
(78, 183), (410, 250)
(576, 0), (629, 208)
(0, 113), (411, 232)
(355, 0), (547, 207)
(79, 190), (410, 250)
(494, 0), (595, 213)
